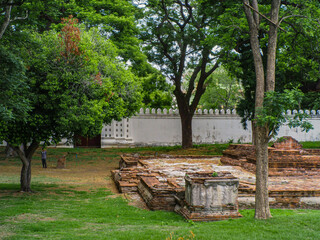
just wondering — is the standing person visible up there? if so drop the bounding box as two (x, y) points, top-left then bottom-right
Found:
(41, 148), (47, 168)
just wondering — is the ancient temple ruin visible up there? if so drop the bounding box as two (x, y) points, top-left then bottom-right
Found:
(112, 137), (320, 221)
(112, 155), (242, 221)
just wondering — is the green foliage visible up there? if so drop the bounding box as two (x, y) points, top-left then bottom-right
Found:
(80, 27), (142, 120)
(301, 92), (320, 110)
(141, 70), (173, 109)
(276, 1), (320, 92)
(212, 172), (218, 177)
(1, 0), (169, 108)
(0, 20), (141, 147)
(255, 89), (313, 138)
(301, 141), (320, 149)
(2, 0), (144, 73)
(221, 1), (320, 128)
(199, 67), (243, 110)
(0, 46), (30, 122)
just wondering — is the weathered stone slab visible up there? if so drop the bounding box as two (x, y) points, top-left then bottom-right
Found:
(175, 172), (242, 221)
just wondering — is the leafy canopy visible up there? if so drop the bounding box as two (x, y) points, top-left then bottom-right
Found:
(0, 46), (30, 122)
(0, 17), (141, 147)
(255, 89), (313, 139)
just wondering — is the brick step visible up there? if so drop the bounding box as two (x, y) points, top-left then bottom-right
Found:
(269, 169), (320, 177)
(269, 155), (320, 162)
(238, 185), (320, 198)
(269, 162), (320, 168)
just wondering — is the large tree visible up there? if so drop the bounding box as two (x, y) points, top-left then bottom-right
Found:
(0, 18), (141, 192)
(242, 0), (316, 219)
(1, 0), (172, 108)
(140, 0), (228, 148)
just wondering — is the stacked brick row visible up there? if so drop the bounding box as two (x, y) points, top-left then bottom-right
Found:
(111, 155), (185, 211)
(220, 137), (320, 177)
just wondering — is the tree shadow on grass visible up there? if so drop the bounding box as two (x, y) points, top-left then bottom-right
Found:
(0, 183), (60, 196)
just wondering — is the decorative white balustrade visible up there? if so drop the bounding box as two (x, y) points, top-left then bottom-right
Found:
(101, 118), (133, 147)
(136, 108), (320, 116)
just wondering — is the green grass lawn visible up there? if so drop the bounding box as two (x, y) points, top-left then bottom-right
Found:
(1, 143), (320, 239)
(1, 182), (320, 240)
(301, 141), (320, 149)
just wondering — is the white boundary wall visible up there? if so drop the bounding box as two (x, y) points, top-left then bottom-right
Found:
(101, 108), (320, 147)
(2, 109), (320, 147)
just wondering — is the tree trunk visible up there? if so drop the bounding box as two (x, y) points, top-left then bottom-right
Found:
(11, 141), (39, 192)
(174, 85), (196, 149)
(20, 156), (32, 192)
(243, 0), (278, 219)
(251, 121), (256, 146)
(266, 0), (281, 92)
(253, 0), (280, 219)
(180, 112), (193, 149)
(254, 125), (272, 219)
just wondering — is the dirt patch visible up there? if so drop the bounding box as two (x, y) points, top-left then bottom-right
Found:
(0, 225), (16, 239)
(0, 157), (120, 194)
(6, 213), (56, 223)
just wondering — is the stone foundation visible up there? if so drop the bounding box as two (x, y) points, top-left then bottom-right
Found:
(175, 172), (242, 221)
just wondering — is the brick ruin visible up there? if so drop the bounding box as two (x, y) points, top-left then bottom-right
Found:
(221, 136), (320, 208)
(221, 136), (320, 177)
(112, 155), (244, 220)
(112, 156), (220, 212)
(112, 137), (320, 220)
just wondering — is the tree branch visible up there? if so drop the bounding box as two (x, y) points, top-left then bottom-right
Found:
(25, 141), (39, 160)
(243, 2), (286, 32)
(278, 14), (307, 26)
(0, 0), (28, 39)
(205, 58), (220, 79)
(0, 0), (13, 39)
(186, 65), (201, 101)
(190, 49), (215, 111)
(11, 10), (28, 22)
